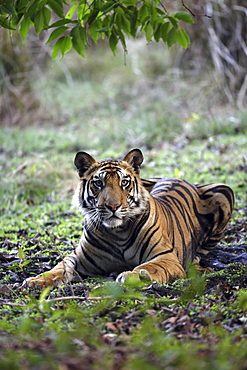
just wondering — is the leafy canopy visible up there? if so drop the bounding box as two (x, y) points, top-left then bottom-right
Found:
(0, 0), (194, 58)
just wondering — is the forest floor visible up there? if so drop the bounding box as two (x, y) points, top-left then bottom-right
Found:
(0, 126), (247, 369)
(1, 40), (247, 369)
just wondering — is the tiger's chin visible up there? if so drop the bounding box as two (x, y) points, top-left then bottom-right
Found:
(102, 216), (124, 228)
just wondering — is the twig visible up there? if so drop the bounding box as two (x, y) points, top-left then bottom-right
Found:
(158, 1), (167, 13)
(1, 295), (178, 308)
(181, 0), (211, 18)
(45, 295), (111, 303)
(45, 295), (178, 306)
(0, 301), (26, 307)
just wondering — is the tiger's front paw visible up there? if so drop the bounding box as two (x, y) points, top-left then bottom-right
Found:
(21, 273), (62, 290)
(116, 269), (152, 284)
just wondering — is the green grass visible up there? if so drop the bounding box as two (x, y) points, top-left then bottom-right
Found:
(0, 42), (247, 369)
(1, 128), (246, 369)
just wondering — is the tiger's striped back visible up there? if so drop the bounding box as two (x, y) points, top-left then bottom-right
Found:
(150, 177), (234, 268)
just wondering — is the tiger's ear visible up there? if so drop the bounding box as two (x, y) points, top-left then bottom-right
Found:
(123, 149), (144, 174)
(74, 152), (96, 177)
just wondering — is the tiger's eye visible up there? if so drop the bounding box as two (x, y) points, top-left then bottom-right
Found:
(93, 179), (103, 188)
(121, 179), (130, 187)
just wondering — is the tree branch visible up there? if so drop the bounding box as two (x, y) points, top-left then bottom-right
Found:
(181, 0), (212, 18)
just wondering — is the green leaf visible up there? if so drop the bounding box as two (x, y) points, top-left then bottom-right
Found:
(130, 7), (138, 37)
(38, 0), (48, 9)
(100, 1), (116, 13)
(144, 22), (152, 43)
(237, 290), (247, 311)
(39, 286), (52, 301)
(48, 0), (64, 18)
(168, 16), (178, 30)
(166, 27), (177, 47)
(115, 6), (123, 24)
(19, 16), (32, 40)
(89, 19), (102, 42)
(117, 28), (127, 52)
(88, 9), (100, 25)
(20, 259), (32, 267)
(138, 4), (149, 23)
(121, 0), (138, 5)
(49, 18), (74, 28)
(18, 247), (25, 261)
(177, 28), (190, 48)
(42, 7), (51, 29)
(26, 0), (38, 18)
(34, 7), (51, 34)
(94, 0), (102, 9)
(52, 36), (72, 59)
(160, 22), (170, 42)
(109, 29), (118, 55)
(46, 26), (68, 44)
(148, 3), (158, 23)
(34, 9), (44, 35)
(16, 0), (30, 13)
(0, 3), (16, 15)
(61, 35), (73, 54)
(156, 8), (167, 17)
(12, 16), (22, 29)
(121, 14), (131, 35)
(179, 264), (206, 304)
(70, 26), (86, 57)
(77, 3), (90, 21)
(65, 4), (78, 19)
(175, 11), (194, 24)
(154, 22), (162, 42)
(116, 8), (131, 36)
(0, 15), (15, 30)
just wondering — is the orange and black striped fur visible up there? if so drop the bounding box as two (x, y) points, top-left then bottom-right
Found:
(24, 149), (234, 288)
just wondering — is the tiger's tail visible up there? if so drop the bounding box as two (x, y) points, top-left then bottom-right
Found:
(195, 183), (234, 259)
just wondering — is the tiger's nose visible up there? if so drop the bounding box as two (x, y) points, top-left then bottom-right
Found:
(105, 203), (121, 212)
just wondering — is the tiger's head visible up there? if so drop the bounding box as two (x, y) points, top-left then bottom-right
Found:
(73, 149), (149, 228)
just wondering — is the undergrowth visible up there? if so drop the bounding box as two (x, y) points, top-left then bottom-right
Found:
(1, 130), (247, 369)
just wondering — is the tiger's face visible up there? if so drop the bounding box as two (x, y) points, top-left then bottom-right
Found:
(74, 149), (149, 228)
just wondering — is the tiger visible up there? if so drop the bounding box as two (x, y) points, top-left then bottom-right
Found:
(23, 148), (234, 288)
